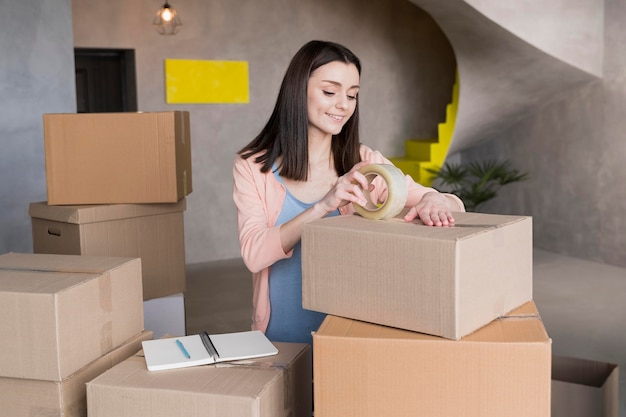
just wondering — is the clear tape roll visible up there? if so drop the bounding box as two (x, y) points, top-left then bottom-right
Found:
(354, 164), (408, 220)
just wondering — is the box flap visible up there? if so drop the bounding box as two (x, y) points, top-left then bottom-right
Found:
(552, 355), (618, 387)
(175, 110), (193, 197)
(0, 269), (96, 294)
(316, 301), (549, 344)
(0, 253), (137, 275)
(29, 199), (186, 224)
(551, 356), (619, 417)
(96, 356), (275, 396)
(306, 211), (530, 242)
(505, 300), (540, 317)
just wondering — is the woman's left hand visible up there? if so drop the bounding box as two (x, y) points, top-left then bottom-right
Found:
(403, 191), (456, 226)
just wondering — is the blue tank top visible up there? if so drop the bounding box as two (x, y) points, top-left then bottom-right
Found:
(265, 166), (339, 344)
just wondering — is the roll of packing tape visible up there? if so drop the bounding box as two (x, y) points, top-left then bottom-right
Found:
(354, 164), (408, 220)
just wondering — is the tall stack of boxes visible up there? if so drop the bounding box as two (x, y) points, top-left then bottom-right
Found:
(0, 110), (191, 415)
(2, 110), (317, 417)
(30, 111), (192, 338)
(0, 252), (152, 416)
(302, 211), (553, 416)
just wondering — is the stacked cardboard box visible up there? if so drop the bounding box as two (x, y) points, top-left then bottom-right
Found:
(313, 302), (551, 416)
(42, 111), (192, 205)
(302, 211), (553, 416)
(86, 341), (313, 417)
(0, 253), (151, 417)
(33, 111), (193, 337)
(302, 211), (533, 340)
(29, 199), (187, 301)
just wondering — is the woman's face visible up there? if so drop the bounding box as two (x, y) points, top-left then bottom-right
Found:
(307, 61), (360, 141)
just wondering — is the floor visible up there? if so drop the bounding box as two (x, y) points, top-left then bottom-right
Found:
(185, 249), (626, 416)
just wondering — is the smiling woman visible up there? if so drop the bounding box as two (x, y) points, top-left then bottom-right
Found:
(232, 40), (465, 345)
(306, 61), (360, 145)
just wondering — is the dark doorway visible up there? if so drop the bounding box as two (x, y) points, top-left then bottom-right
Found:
(74, 48), (138, 113)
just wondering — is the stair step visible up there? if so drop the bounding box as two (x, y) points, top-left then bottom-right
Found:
(392, 71), (458, 186)
(446, 103), (457, 121)
(388, 157), (438, 186)
(405, 139), (437, 161)
(437, 123), (454, 147)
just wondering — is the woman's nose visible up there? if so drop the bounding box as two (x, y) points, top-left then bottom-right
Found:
(336, 96), (348, 109)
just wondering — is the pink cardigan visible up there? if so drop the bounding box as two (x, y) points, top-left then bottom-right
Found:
(232, 144), (465, 332)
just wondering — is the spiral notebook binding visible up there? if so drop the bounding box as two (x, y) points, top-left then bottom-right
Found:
(200, 331), (219, 361)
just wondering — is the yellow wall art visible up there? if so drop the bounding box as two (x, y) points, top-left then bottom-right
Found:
(165, 59), (249, 104)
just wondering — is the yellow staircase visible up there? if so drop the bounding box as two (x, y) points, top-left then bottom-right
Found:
(390, 73), (459, 186)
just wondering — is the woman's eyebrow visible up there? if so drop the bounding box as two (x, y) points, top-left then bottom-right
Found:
(322, 80), (360, 89)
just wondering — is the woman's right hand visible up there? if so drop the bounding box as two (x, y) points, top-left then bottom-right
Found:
(315, 161), (371, 214)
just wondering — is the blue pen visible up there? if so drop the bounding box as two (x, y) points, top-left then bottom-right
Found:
(175, 339), (191, 359)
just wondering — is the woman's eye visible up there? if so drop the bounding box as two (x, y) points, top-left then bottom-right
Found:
(347, 94), (357, 100)
(323, 90), (335, 96)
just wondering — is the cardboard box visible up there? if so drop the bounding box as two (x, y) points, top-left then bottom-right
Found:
(29, 199), (187, 300)
(43, 111), (192, 205)
(87, 342), (312, 417)
(552, 355), (619, 417)
(313, 302), (551, 417)
(144, 293), (186, 339)
(302, 211), (532, 339)
(0, 330), (152, 417)
(0, 253), (144, 381)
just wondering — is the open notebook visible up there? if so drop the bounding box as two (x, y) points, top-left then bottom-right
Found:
(141, 330), (279, 371)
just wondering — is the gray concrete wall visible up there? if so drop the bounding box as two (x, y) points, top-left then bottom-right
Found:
(70, 0), (457, 263)
(462, 0), (626, 268)
(466, 0), (603, 76)
(0, 1), (76, 254)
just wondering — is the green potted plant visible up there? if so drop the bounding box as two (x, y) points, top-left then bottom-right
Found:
(426, 159), (529, 212)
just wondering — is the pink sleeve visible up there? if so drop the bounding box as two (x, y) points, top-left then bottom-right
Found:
(232, 156), (291, 274)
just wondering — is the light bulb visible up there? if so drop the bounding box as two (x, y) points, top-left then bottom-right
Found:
(161, 8), (173, 22)
(153, 2), (182, 35)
